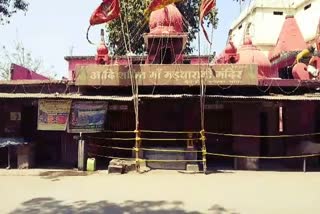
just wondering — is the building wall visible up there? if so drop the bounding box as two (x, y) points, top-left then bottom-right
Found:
(295, 0), (320, 42)
(229, 0), (319, 56)
(284, 101), (316, 168)
(232, 103), (260, 170)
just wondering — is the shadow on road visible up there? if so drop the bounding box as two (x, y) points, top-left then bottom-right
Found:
(39, 171), (96, 181)
(9, 197), (239, 214)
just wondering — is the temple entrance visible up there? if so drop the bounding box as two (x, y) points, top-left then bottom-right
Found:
(86, 104), (136, 170)
(21, 106), (66, 169)
(139, 100), (196, 170)
(160, 48), (174, 64)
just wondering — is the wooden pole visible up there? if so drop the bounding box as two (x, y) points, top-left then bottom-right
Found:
(135, 130), (141, 172)
(7, 146), (11, 170)
(200, 130), (207, 174)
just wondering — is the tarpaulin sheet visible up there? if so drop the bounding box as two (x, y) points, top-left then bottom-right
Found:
(0, 138), (28, 148)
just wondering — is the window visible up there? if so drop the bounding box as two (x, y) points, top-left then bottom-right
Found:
(304, 4), (311, 10)
(273, 11), (283, 16)
(245, 23), (252, 35)
(238, 24), (242, 30)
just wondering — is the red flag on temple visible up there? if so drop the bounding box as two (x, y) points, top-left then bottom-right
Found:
(90, 0), (121, 26)
(199, 0), (216, 44)
(144, 0), (183, 16)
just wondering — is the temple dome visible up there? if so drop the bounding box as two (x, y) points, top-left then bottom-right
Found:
(149, 4), (183, 35)
(237, 36), (275, 78)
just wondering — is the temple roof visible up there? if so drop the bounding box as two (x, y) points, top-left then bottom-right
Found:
(269, 15), (307, 61)
(10, 64), (49, 81)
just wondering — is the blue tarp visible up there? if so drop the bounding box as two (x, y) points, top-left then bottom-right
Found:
(0, 138), (28, 148)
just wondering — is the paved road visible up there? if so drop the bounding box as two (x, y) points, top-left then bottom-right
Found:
(0, 170), (320, 214)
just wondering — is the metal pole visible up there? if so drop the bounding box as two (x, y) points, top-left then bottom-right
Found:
(303, 158), (307, 173)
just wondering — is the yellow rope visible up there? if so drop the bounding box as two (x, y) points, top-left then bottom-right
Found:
(89, 153), (320, 162)
(88, 145), (201, 153)
(102, 130), (135, 134)
(87, 136), (198, 142)
(86, 129), (320, 138)
(140, 130), (199, 134)
(206, 152), (320, 159)
(88, 144), (134, 151)
(88, 153), (135, 160)
(141, 138), (199, 141)
(86, 137), (136, 141)
(142, 159), (203, 163)
(205, 131), (320, 138)
(140, 148), (201, 153)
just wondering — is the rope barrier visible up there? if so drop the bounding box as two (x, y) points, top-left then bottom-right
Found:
(87, 137), (199, 141)
(88, 153), (201, 163)
(89, 145), (320, 159)
(206, 152), (320, 159)
(86, 137), (136, 141)
(88, 144), (134, 151)
(140, 130), (199, 134)
(205, 131), (320, 138)
(102, 130), (135, 134)
(88, 144), (201, 153)
(142, 159), (203, 163)
(88, 152), (320, 163)
(87, 129), (320, 139)
(141, 138), (199, 141)
(140, 148), (201, 153)
(88, 153), (135, 160)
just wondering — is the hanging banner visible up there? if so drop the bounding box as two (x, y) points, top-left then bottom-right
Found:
(68, 101), (108, 133)
(38, 100), (72, 131)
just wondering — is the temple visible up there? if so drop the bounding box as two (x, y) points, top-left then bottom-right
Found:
(0, 2), (320, 172)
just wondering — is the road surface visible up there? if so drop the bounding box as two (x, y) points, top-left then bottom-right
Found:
(0, 170), (320, 214)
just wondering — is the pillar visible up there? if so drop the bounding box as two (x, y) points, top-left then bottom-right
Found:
(78, 135), (86, 171)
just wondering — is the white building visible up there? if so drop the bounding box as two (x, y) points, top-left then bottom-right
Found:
(229, 0), (320, 56)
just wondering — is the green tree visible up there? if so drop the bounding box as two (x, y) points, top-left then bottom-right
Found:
(0, 41), (56, 80)
(106, 0), (218, 56)
(0, 0), (29, 24)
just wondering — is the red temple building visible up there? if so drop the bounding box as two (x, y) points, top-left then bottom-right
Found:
(0, 3), (320, 172)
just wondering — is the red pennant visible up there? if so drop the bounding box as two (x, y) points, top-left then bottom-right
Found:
(90, 0), (120, 26)
(199, 0), (216, 44)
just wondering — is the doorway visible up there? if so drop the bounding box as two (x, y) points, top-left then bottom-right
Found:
(205, 109), (233, 169)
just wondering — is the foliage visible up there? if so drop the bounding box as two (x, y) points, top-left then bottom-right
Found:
(0, 0), (28, 24)
(106, 0), (218, 55)
(0, 41), (55, 80)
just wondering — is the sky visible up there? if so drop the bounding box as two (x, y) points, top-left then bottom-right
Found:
(0, 0), (250, 78)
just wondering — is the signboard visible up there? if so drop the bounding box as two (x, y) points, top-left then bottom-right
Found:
(68, 101), (108, 133)
(38, 100), (72, 131)
(75, 64), (258, 86)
